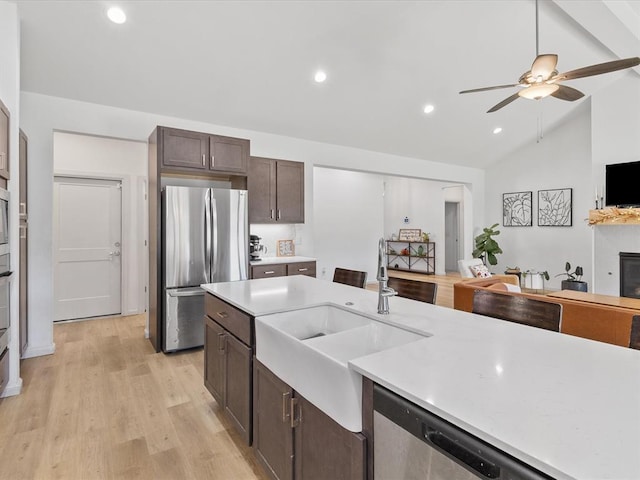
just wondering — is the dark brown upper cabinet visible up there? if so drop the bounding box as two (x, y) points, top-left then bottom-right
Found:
(248, 157), (304, 224)
(159, 126), (249, 175)
(0, 99), (10, 180)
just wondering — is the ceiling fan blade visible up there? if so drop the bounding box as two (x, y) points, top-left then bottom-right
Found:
(459, 84), (520, 94)
(554, 57), (640, 81)
(487, 92), (521, 113)
(551, 84), (584, 102)
(531, 54), (558, 79)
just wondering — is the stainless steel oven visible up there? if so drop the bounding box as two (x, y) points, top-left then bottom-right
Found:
(0, 275), (9, 355)
(0, 188), (7, 254)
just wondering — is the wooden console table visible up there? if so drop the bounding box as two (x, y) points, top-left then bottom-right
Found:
(547, 290), (640, 311)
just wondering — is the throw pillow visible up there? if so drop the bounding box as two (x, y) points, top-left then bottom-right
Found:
(470, 264), (491, 278)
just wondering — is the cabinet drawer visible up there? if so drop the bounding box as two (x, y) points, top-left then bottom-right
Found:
(287, 261), (316, 277)
(205, 294), (252, 346)
(251, 263), (287, 279)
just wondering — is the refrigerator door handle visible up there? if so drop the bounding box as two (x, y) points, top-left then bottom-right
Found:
(204, 189), (212, 283)
(211, 195), (218, 278)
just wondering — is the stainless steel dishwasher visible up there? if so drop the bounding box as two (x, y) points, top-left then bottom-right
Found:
(373, 384), (554, 480)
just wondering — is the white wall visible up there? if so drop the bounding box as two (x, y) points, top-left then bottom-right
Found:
(53, 132), (147, 316)
(591, 73), (640, 293)
(485, 101), (593, 290)
(20, 92), (486, 356)
(383, 177), (454, 275)
(313, 168), (384, 282)
(0, 1), (22, 396)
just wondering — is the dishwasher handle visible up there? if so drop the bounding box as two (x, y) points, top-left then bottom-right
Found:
(424, 427), (500, 479)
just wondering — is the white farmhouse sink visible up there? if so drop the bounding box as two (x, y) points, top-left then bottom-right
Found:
(255, 305), (428, 432)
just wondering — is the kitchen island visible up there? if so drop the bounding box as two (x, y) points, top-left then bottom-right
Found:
(202, 275), (640, 480)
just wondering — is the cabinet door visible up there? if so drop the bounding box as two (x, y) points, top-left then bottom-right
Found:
(204, 316), (226, 406)
(276, 160), (304, 223)
(294, 393), (366, 480)
(224, 333), (253, 445)
(161, 127), (208, 171)
(209, 135), (248, 174)
(248, 157), (277, 223)
(254, 360), (294, 480)
(0, 100), (9, 180)
(251, 263), (287, 279)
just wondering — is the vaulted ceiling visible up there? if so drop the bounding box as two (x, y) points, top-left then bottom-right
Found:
(14, 0), (640, 168)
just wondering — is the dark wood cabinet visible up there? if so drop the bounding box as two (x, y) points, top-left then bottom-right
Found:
(249, 157), (304, 224)
(253, 360), (366, 480)
(250, 261), (316, 280)
(254, 360), (294, 480)
(0, 98), (9, 180)
(204, 293), (253, 445)
(160, 126), (249, 175)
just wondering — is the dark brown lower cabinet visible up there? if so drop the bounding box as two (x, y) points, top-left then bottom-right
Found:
(204, 313), (252, 445)
(254, 360), (366, 480)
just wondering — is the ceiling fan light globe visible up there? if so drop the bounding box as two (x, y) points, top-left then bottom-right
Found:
(518, 83), (559, 100)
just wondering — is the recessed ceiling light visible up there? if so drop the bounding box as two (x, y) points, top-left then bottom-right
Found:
(107, 6), (127, 24)
(314, 71), (327, 83)
(493, 127), (503, 134)
(423, 104), (435, 114)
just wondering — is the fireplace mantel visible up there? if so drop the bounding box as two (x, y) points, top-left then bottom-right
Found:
(588, 207), (640, 226)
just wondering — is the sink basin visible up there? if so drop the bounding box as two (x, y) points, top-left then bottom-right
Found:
(255, 305), (427, 432)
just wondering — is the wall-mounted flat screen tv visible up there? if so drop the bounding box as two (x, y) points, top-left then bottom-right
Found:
(605, 160), (640, 207)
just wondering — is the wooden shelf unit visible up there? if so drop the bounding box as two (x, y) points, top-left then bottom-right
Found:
(386, 240), (435, 275)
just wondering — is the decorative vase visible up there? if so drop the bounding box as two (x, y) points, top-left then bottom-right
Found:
(561, 280), (588, 292)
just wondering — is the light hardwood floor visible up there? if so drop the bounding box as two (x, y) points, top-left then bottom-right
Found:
(0, 273), (460, 480)
(0, 314), (268, 480)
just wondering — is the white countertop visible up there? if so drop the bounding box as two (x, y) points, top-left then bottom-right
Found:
(202, 276), (640, 480)
(249, 255), (316, 266)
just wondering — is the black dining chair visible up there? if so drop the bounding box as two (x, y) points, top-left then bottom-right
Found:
(332, 268), (367, 288)
(387, 277), (437, 304)
(472, 289), (562, 332)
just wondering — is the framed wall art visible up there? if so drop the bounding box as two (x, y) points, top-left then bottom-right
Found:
(398, 228), (422, 241)
(538, 188), (572, 226)
(277, 239), (295, 256)
(503, 191), (532, 226)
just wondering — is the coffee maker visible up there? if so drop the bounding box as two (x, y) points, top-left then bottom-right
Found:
(249, 235), (267, 261)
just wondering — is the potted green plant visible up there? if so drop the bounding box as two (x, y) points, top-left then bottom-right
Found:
(472, 223), (503, 266)
(556, 262), (588, 292)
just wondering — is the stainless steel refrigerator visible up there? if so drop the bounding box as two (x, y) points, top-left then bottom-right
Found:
(163, 186), (248, 352)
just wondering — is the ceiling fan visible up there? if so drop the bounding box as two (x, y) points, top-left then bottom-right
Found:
(459, 0), (640, 113)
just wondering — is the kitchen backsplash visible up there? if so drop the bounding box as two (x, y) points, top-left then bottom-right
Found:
(250, 224), (301, 259)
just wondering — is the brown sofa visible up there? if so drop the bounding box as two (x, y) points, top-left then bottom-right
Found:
(454, 276), (637, 347)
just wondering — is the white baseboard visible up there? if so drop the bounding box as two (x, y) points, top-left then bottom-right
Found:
(144, 328), (149, 339)
(21, 342), (56, 359)
(1, 377), (23, 397)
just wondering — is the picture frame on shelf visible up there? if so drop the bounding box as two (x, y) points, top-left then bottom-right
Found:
(503, 191), (532, 227)
(398, 228), (422, 241)
(277, 239), (295, 257)
(538, 188), (572, 226)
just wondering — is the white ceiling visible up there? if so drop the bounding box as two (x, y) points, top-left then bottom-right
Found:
(14, 0), (640, 168)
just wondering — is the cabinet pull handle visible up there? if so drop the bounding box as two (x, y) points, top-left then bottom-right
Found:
(210, 155), (215, 168)
(19, 224), (27, 239)
(216, 311), (229, 319)
(202, 154), (206, 166)
(217, 333), (225, 353)
(277, 209), (281, 220)
(282, 392), (291, 423)
(265, 271), (275, 275)
(270, 209), (274, 220)
(290, 397), (301, 428)
(298, 268), (308, 272)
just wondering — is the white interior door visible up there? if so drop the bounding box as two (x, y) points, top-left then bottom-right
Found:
(445, 202), (460, 272)
(54, 177), (122, 321)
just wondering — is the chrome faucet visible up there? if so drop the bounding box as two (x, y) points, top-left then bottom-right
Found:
(377, 237), (396, 314)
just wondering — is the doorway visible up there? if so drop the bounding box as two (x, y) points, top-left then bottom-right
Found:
(444, 202), (460, 272)
(53, 176), (122, 321)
